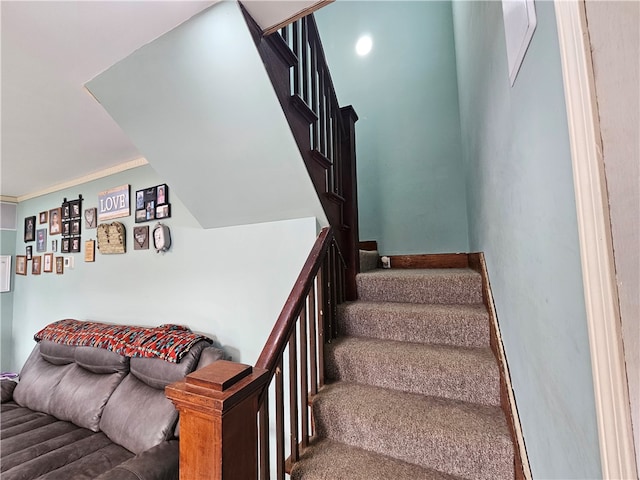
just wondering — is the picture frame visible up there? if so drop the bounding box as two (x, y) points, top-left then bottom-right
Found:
(62, 221), (71, 236)
(98, 185), (129, 221)
(0, 255), (10, 292)
(133, 226), (149, 250)
(71, 219), (81, 236)
(155, 184), (169, 205)
(51, 240), (58, 252)
(69, 199), (81, 218)
(32, 256), (41, 275)
(84, 208), (97, 229)
(26, 246), (33, 260)
(16, 256), (27, 276)
(62, 202), (71, 220)
(135, 209), (146, 223)
(55, 256), (64, 274)
(85, 240), (95, 262)
(39, 211), (48, 224)
(155, 204), (171, 219)
(71, 237), (81, 253)
(43, 253), (53, 273)
(49, 208), (62, 235)
(24, 216), (36, 242)
(61, 238), (70, 254)
(36, 228), (47, 252)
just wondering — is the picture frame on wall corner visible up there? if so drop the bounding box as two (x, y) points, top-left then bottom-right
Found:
(24, 216), (36, 242)
(16, 256), (27, 276)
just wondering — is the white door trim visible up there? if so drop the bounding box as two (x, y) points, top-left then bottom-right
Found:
(554, 1), (638, 478)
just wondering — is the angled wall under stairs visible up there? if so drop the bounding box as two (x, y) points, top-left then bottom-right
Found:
(291, 254), (517, 480)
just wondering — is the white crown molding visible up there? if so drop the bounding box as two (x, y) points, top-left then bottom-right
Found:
(554, 1), (638, 478)
(0, 196), (18, 203)
(16, 157), (148, 203)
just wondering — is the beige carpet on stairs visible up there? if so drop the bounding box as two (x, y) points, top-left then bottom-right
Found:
(291, 255), (515, 480)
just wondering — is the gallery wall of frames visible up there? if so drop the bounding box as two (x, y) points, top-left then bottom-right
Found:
(16, 183), (173, 277)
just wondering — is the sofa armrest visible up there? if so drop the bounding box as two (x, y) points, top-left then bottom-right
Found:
(94, 440), (179, 480)
(1, 379), (17, 403)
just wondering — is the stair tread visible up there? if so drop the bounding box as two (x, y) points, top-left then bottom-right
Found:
(338, 300), (489, 347)
(356, 268), (483, 304)
(314, 381), (513, 480)
(326, 336), (500, 405)
(290, 438), (466, 480)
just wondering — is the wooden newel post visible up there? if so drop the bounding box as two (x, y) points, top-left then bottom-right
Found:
(166, 360), (269, 480)
(340, 105), (359, 301)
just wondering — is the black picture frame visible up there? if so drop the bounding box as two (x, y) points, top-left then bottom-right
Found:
(155, 204), (171, 219)
(135, 209), (147, 223)
(71, 219), (81, 236)
(155, 184), (169, 205)
(61, 238), (70, 253)
(24, 216), (36, 242)
(26, 245), (32, 260)
(62, 202), (71, 219)
(62, 221), (71, 236)
(69, 199), (81, 218)
(71, 237), (81, 253)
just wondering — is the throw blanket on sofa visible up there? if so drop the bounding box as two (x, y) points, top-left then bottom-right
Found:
(35, 319), (212, 363)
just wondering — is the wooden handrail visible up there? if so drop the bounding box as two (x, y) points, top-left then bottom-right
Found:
(255, 226), (332, 378)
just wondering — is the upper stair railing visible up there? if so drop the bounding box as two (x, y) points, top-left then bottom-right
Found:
(165, 10), (357, 480)
(244, 9), (359, 301)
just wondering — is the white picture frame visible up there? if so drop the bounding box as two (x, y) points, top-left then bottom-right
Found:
(0, 255), (12, 292)
(502, 0), (537, 86)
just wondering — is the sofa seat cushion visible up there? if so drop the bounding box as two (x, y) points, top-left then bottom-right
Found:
(1, 403), (134, 480)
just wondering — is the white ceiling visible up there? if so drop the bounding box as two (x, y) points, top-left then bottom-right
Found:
(0, 0), (327, 201)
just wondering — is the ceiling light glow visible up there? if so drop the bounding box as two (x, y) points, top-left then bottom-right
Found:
(355, 35), (373, 56)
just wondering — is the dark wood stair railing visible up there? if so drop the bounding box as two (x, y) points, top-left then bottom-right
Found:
(166, 227), (344, 479)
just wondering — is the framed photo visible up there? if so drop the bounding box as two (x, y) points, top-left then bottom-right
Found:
(62, 202), (71, 219)
(24, 216), (36, 242)
(49, 208), (62, 235)
(155, 184), (169, 205)
(62, 221), (71, 236)
(36, 228), (47, 252)
(51, 240), (58, 252)
(71, 237), (81, 253)
(61, 238), (70, 254)
(155, 204), (171, 219)
(16, 256), (27, 276)
(135, 209), (146, 223)
(26, 245), (33, 260)
(133, 226), (149, 250)
(32, 256), (41, 275)
(43, 253), (53, 272)
(84, 208), (97, 229)
(71, 219), (81, 236)
(56, 256), (64, 274)
(39, 211), (48, 224)
(69, 199), (81, 218)
(85, 240), (95, 262)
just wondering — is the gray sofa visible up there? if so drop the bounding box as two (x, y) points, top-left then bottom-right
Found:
(1, 338), (225, 480)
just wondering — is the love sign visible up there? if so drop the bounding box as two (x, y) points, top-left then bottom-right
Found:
(98, 184), (130, 221)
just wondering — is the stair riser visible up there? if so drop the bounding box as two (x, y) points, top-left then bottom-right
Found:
(313, 402), (513, 480)
(338, 304), (490, 348)
(325, 345), (500, 407)
(356, 275), (483, 304)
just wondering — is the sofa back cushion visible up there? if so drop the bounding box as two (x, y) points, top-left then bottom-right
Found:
(13, 341), (130, 432)
(99, 340), (211, 454)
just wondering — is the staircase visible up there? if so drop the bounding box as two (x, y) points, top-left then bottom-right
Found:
(291, 253), (515, 480)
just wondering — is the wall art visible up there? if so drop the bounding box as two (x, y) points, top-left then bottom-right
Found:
(0, 255), (10, 292)
(55, 256), (64, 274)
(84, 208), (97, 229)
(61, 238), (70, 254)
(135, 184), (171, 223)
(85, 240), (95, 262)
(49, 208), (62, 235)
(71, 237), (81, 253)
(62, 195), (82, 254)
(51, 240), (58, 252)
(24, 216), (36, 242)
(97, 222), (126, 254)
(39, 211), (48, 224)
(98, 184), (130, 221)
(36, 229), (47, 252)
(16, 256), (27, 276)
(43, 253), (53, 273)
(26, 246), (32, 260)
(133, 226), (149, 250)
(32, 256), (41, 275)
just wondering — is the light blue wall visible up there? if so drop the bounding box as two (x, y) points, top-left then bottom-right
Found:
(1, 227), (17, 371)
(10, 165), (318, 373)
(451, 1), (601, 478)
(315, 1), (469, 255)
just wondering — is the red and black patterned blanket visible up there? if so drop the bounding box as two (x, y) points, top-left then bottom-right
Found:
(35, 319), (212, 363)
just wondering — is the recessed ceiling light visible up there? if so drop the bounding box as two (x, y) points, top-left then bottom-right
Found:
(355, 35), (372, 56)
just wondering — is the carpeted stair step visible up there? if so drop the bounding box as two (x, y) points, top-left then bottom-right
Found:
(325, 337), (500, 406)
(359, 249), (379, 272)
(290, 438), (466, 480)
(313, 382), (514, 480)
(337, 301), (489, 348)
(356, 268), (483, 304)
